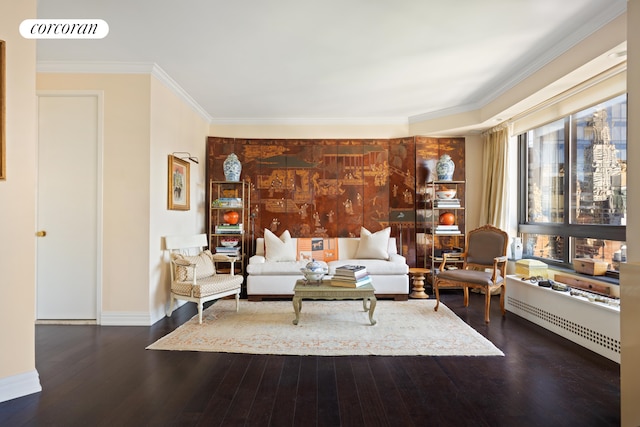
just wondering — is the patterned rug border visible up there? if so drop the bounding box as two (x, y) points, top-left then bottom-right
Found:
(147, 299), (504, 357)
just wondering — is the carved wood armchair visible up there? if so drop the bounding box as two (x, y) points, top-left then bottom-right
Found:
(433, 224), (509, 323)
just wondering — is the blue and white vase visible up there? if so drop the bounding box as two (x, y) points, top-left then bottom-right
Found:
(436, 154), (455, 181)
(223, 153), (242, 182)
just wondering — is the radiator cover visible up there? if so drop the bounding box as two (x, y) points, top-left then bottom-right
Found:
(505, 275), (620, 363)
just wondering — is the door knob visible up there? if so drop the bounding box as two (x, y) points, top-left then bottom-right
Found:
(36, 230), (47, 237)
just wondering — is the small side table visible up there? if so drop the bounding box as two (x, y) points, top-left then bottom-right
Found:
(408, 267), (430, 299)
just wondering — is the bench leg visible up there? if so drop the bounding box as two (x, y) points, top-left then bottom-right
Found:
(166, 295), (175, 317)
(197, 301), (204, 324)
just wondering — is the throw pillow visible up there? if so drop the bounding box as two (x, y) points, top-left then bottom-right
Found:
(355, 227), (391, 260)
(264, 229), (297, 262)
(172, 250), (216, 281)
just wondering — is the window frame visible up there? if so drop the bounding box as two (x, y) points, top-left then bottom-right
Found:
(517, 95), (627, 273)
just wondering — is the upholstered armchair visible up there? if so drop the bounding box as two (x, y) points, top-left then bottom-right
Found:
(165, 233), (243, 324)
(433, 224), (509, 323)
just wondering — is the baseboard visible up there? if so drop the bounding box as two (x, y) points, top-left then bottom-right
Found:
(0, 370), (42, 403)
(101, 301), (190, 326)
(100, 311), (153, 326)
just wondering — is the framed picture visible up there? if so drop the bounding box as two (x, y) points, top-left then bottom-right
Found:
(168, 155), (190, 210)
(1, 40), (6, 180)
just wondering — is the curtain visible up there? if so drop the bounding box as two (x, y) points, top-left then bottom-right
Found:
(478, 125), (509, 229)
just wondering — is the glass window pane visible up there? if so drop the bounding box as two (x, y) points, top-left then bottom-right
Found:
(526, 120), (565, 223)
(522, 233), (564, 262)
(571, 94), (627, 225)
(573, 238), (626, 272)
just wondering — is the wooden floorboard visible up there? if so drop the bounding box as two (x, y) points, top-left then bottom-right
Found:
(270, 357), (301, 426)
(0, 291), (620, 427)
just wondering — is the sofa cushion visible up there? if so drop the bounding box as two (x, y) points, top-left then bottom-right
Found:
(246, 260), (307, 275)
(355, 227), (391, 260)
(172, 250), (216, 281)
(264, 229), (297, 262)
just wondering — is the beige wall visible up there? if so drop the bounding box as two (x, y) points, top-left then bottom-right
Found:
(0, 0), (40, 399)
(621, 2), (640, 426)
(149, 76), (210, 320)
(36, 73), (209, 324)
(463, 134), (483, 231)
(38, 73), (152, 320)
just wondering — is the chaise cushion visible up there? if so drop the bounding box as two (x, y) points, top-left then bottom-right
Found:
(355, 227), (391, 260)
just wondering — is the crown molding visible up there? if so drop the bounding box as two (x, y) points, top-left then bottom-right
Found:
(472, 4), (627, 111)
(37, 60), (154, 74)
(36, 60), (212, 123)
(149, 64), (212, 122)
(408, 102), (480, 125)
(209, 116), (409, 126)
(410, 4), (626, 127)
(37, 61), (405, 126)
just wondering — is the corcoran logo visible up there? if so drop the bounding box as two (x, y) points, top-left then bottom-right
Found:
(20, 19), (109, 39)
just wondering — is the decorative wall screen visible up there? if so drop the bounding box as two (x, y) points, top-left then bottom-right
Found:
(207, 136), (465, 267)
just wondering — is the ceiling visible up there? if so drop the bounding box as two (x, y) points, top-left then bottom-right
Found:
(36, 0), (627, 130)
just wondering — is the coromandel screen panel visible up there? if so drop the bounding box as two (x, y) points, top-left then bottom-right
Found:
(207, 136), (464, 267)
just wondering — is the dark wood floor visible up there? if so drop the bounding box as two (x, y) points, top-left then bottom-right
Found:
(0, 291), (619, 427)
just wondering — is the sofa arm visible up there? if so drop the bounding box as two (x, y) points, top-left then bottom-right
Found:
(249, 255), (266, 265)
(388, 253), (407, 264)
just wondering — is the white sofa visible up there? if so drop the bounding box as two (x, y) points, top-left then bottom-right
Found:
(246, 237), (409, 301)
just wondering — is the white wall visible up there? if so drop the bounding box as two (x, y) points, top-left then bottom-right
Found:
(0, 0), (42, 402)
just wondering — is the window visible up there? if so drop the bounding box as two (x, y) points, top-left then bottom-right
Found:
(518, 94), (627, 275)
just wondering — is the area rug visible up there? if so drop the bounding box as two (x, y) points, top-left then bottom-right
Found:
(147, 300), (504, 356)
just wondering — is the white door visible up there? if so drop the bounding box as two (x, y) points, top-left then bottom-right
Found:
(36, 94), (100, 320)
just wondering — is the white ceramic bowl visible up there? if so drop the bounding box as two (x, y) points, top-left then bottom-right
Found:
(300, 269), (327, 282)
(220, 239), (239, 247)
(436, 189), (457, 199)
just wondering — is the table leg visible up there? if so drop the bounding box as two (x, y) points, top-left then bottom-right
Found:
(368, 296), (377, 325)
(292, 296), (301, 325)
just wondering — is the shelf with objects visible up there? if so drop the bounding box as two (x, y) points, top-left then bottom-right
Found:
(209, 180), (250, 277)
(417, 180), (466, 284)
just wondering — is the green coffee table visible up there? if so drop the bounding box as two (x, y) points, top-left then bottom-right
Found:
(292, 279), (377, 325)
